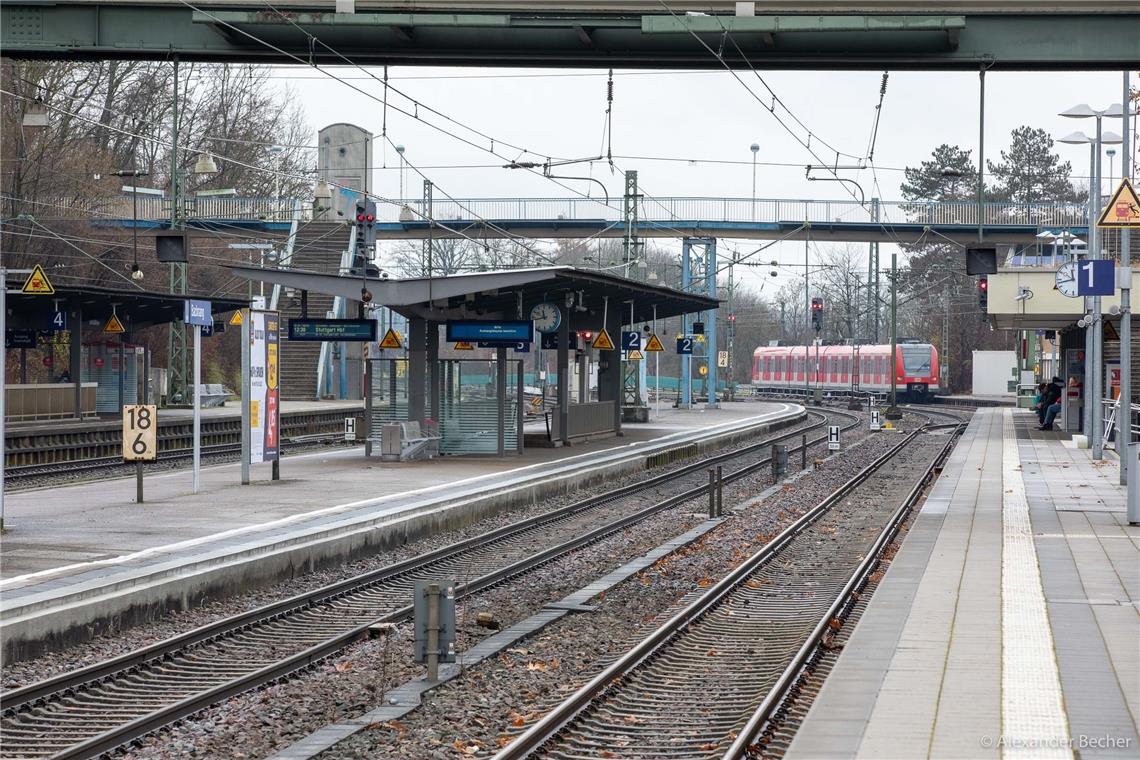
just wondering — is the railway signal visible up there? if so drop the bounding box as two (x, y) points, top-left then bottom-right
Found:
(354, 198), (377, 250)
(978, 276), (989, 309)
(810, 298), (824, 332)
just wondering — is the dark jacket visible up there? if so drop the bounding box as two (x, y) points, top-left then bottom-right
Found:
(1043, 381), (1063, 407)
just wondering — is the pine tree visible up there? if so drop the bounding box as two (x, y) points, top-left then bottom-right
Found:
(900, 144), (978, 201)
(986, 126), (1081, 203)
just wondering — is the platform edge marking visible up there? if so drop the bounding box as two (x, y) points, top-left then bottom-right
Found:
(1001, 409), (1073, 759)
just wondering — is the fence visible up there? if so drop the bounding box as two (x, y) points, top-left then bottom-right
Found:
(62, 194), (1091, 229)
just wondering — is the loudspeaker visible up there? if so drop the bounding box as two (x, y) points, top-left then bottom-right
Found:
(965, 246), (997, 275)
(156, 231), (189, 263)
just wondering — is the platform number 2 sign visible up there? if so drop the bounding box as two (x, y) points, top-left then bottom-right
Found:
(123, 405), (158, 461)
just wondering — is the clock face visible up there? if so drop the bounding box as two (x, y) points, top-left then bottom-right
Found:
(529, 302), (561, 333)
(1055, 262), (1079, 298)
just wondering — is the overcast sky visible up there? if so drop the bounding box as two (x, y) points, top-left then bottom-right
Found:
(276, 66), (1133, 292)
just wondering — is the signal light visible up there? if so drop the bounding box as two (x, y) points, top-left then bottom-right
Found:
(978, 276), (989, 309)
(810, 297), (824, 332)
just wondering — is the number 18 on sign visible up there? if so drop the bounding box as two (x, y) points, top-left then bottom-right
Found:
(827, 425), (841, 451)
(123, 404), (157, 503)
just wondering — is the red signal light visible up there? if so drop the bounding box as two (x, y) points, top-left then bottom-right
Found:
(356, 213), (365, 223)
(365, 214), (375, 223)
(979, 279), (988, 291)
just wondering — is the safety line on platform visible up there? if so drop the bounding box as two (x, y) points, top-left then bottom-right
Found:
(1001, 409), (1073, 759)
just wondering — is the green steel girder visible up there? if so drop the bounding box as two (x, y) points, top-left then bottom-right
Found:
(1, 5), (1137, 69)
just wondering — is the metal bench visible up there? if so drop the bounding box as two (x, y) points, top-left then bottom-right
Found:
(381, 420), (440, 461)
(188, 383), (231, 408)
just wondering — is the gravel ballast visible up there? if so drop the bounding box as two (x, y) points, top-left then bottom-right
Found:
(79, 411), (925, 760)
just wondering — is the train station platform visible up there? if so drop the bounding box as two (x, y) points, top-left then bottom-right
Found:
(787, 407), (1139, 759)
(0, 402), (803, 661)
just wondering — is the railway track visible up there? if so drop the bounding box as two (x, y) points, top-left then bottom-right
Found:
(5, 433), (345, 486)
(495, 421), (961, 760)
(0, 409), (858, 760)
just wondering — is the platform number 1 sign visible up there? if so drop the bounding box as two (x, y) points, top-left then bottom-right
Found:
(123, 405), (158, 462)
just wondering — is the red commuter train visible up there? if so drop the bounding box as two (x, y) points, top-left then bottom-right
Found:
(751, 342), (941, 400)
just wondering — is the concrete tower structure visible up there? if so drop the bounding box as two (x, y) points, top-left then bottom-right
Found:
(317, 123), (373, 219)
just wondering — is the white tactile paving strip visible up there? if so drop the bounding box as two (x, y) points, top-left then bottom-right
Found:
(1001, 409), (1073, 759)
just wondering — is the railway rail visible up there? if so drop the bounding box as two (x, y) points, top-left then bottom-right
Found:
(0, 408), (858, 760)
(495, 421), (961, 759)
(5, 433), (345, 486)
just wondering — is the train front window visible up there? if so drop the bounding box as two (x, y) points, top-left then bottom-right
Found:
(902, 346), (931, 375)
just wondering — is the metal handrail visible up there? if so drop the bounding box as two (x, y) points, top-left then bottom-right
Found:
(269, 199), (304, 313)
(1102, 398), (1140, 448)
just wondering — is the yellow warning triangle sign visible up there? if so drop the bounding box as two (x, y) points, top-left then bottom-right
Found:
(628, 349), (644, 361)
(1098, 177), (1140, 228)
(454, 341), (474, 350)
(379, 328), (403, 349)
(644, 334), (665, 352)
(228, 311), (244, 326)
(21, 264), (55, 295)
(103, 314), (126, 334)
(592, 328), (615, 351)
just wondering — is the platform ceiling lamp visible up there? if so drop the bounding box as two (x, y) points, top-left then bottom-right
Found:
(193, 151), (219, 175)
(22, 98), (49, 128)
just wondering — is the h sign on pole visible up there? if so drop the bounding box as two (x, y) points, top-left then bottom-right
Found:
(828, 425), (841, 450)
(870, 409), (881, 431)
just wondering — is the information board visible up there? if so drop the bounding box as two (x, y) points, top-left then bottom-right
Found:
(446, 320), (533, 343)
(288, 318), (378, 342)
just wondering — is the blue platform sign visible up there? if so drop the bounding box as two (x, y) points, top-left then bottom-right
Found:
(184, 299), (213, 327)
(446, 320), (533, 343)
(622, 331), (641, 351)
(676, 336), (694, 355)
(41, 310), (67, 331)
(1076, 260), (1116, 296)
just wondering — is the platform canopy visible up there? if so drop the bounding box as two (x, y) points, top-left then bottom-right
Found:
(226, 265), (719, 325)
(6, 284), (246, 331)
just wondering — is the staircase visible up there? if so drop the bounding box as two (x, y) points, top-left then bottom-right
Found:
(277, 221), (349, 400)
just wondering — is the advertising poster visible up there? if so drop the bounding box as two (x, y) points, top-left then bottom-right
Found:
(265, 313), (280, 460)
(248, 310), (280, 464)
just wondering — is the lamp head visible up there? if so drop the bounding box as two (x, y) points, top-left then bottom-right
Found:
(1059, 104), (1097, 119)
(193, 152), (219, 174)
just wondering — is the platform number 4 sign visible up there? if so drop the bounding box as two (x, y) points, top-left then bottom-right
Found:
(828, 425), (841, 451)
(123, 405), (158, 461)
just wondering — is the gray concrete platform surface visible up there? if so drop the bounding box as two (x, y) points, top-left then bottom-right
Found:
(0, 402), (802, 660)
(786, 408), (1139, 760)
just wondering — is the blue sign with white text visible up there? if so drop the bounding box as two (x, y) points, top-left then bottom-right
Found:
(622, 331), (641, 351)
(446, 320), (533, 343)
(184, 299), (213, 327)
(1076, 260), (1116, 296)
(676, 336), (694, 355)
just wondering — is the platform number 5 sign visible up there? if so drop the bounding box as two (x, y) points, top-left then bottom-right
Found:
(123, 405), (157, 461)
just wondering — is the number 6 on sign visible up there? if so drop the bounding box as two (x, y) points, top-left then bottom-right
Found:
(123, 405), (158, 461)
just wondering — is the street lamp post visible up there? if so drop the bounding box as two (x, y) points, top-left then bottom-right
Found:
(750, 143), (759, 222)
(1059, 102), (1125, 459)
(1106, 147), (1116, 192)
